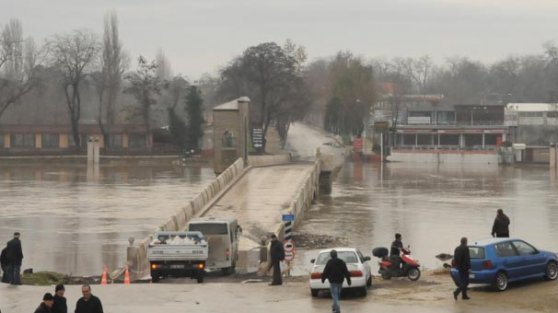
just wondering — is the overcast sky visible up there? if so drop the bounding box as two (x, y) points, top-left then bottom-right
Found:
(2, 0), (558, 79)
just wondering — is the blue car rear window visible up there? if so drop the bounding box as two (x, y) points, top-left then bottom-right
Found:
(469, 246), (485, 259)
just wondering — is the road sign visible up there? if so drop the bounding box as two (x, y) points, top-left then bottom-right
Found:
(282, 214), (295, 222)
(284, 251), (295, 261)
(283, 240), (295, 252)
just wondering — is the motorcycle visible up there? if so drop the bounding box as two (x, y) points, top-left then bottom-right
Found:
(372, 246), (421, 281)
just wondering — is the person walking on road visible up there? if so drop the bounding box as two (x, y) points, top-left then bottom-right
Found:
(491, 209), (510, 238)
(5, 232), (23, 285)
(321, 250), (351, 313)
(52, 284), (67, 313)
(453, 237), (471, 301)
(268, 234), (285, 286)
(34, 293), (55, 313)
(75, 284), (103, 313)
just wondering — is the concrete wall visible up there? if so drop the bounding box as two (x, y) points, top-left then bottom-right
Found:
(390, 149), (498, 165)
(127, 157), (246, 279)
(247, 154), (291, 167)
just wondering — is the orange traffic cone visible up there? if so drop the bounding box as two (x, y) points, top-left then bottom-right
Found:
(101, 267), (108, 286)
(124, 266), (131, 285)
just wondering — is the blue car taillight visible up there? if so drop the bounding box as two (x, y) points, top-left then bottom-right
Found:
(482, 260), (493, 269)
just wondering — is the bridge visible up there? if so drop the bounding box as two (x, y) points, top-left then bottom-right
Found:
(126, 98), (342, 278)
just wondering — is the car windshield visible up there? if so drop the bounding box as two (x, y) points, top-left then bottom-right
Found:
(468, 246), (485, 259)
(316, 251), (359, 265)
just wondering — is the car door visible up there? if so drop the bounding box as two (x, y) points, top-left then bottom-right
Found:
(357, 249), (371, 280)
(511, 240), (547, 278)
(493, 241), (524, 280)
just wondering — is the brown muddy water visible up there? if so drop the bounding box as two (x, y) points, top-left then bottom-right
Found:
(0, 164), (215, 276)
(293, 162), (558, 275)
(1, 160), (558, 277)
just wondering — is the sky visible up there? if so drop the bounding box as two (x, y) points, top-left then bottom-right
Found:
(2, 0), (558, 80)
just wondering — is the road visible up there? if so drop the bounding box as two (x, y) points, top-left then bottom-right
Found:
(203, 163), (314, 251)
(2, 271), (555, 313)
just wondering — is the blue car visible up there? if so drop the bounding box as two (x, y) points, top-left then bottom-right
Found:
(450, 238), (558, 291)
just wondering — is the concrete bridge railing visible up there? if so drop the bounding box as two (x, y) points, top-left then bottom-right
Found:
(126, 157), (246, 279)
(275, 159), (321, 241)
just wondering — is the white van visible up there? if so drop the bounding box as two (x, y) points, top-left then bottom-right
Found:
(187, 217), (241, 274)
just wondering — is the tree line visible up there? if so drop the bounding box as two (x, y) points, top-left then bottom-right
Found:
(3, 13), (558, 151)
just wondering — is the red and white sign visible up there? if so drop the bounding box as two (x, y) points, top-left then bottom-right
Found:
(284, 240), (296, 261)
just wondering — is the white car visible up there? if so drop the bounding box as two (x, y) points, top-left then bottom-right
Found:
(309, 247), (372, 297)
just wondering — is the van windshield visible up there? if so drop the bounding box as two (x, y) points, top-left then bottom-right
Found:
(189, 223), (228, 235)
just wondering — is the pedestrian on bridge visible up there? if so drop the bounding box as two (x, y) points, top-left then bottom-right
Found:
(268, 234), (285, 286)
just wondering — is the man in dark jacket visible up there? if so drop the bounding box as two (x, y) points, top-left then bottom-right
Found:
(491, 209), (510, 238)
(390, 233), (404, 270)
(0, 246), (8, 283)
(53, 284), (67, 313)
(321, 250), (351, 313)
(453, 237), (471, 301)
(5, 232), (23, 285)
(268, 234), (285, 286)
(75, 284), (103, 313)
(34, 293), (54, 313)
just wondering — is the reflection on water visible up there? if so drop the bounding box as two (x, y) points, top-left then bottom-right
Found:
(296, 162), (558, 272)
(0, 164), (214, 276)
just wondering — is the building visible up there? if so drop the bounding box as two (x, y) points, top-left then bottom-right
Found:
(0, 124), (152, 155)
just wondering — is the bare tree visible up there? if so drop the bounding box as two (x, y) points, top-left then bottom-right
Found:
(0, 19), (42, 119)
(155, 49), (172, 80)
(48, 30), (100, 148)
(124, 55), (162, 135)
(92, 11), (128, 141)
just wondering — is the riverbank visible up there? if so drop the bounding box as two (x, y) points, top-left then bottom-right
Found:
(2, 270), (556, 313)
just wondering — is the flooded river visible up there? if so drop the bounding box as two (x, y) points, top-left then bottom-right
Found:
(295, 162), (558, 273)
(0, 164), (215, 276)
(1, 158), (558, 277)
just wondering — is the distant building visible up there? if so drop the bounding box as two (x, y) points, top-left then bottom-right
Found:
(0, 124), (152, 154)
(505, 103), (558, 146)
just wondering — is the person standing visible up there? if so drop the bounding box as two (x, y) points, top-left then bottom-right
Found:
(34, 293), (55, 313)
(453, 237), (471, 301)
(321, 250), (351, 313)
(75, 284), (103, 313)
(268, 234), (285, 286)
(491, 209), (510, 238)
(5, 232), (23, 285)
(52, 284), (67, 313)
(0, 246), (8, 283)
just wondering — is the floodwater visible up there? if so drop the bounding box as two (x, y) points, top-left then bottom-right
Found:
(0, 163), (215, 276)
(295, 162), (558, 273)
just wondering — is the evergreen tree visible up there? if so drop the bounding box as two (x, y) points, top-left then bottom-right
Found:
(168, 108), (187, 148)
(185, 86), (205, 150)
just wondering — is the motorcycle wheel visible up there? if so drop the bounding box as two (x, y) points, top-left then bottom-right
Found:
(381, 271), (392, 280)
(407, 268), (421, 281)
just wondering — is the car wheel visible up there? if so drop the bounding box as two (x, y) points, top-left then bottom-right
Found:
(494, 271), (508, 291)
(544, 261), (558, 280)
(311, 289), (319, 297)
(366, 275), (372, 287)
(360, 286), (368, 297)
(407, 268), (421, 281)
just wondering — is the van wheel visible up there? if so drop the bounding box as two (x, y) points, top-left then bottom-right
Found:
(544, 261), (558, 280)
(151, 271), (159, 283)
(494, 271), (508, 291)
